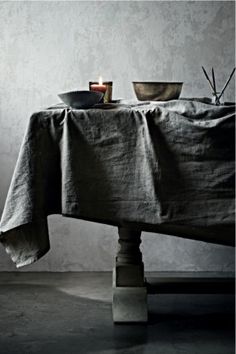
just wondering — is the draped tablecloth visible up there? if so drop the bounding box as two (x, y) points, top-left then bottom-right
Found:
(0, 99), (235, 267)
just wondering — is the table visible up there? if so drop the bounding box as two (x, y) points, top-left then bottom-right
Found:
(0, 99), (235, 321)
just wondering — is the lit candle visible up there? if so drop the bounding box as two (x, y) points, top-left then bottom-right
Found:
(90, 76), (106, 94)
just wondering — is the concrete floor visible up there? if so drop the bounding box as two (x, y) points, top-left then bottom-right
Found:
(0, 272), (234, 354)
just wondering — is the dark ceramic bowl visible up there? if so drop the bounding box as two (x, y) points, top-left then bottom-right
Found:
(58, 90), (104, 109)
(132, 82), (183, 101)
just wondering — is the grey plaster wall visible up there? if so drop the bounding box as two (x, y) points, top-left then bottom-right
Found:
(0, 1), (235, 271)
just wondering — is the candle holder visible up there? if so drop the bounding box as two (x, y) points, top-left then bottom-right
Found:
(89, 81), (113, 103)
(211, 91), (223, 105)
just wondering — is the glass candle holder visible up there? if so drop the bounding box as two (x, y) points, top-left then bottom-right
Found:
(211, 92), (224, 105)
(89, 81), (113, 103)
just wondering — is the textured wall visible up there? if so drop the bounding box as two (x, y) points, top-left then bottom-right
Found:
(0, 1), (235, 271)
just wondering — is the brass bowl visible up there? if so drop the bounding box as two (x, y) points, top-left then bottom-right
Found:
(132, 82), (183, 101)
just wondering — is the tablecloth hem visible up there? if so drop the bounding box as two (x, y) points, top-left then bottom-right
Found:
(0, 219), (50, 268)
(14, 246), (50, 268)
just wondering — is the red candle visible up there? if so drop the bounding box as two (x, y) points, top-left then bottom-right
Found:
(90, 76), (106, 94)
(90, 83), (106, 94)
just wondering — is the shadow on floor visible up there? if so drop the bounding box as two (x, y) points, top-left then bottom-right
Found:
(0, 283), (234, 354)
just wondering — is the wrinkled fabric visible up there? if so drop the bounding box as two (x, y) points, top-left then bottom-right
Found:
(0, 100), (235, 267)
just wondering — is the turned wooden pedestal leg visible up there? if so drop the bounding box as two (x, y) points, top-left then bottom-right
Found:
(112, 227), (147, 323)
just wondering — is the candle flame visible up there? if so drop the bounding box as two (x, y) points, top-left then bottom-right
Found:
(98, 76), (103, 85)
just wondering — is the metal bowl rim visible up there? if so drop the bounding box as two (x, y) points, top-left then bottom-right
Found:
(132, 82), (183, 85)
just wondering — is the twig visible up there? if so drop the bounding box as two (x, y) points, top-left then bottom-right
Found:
(218, 68), (235, 101)
(212, 67), (217, 95)
(202, 66), (215, 92)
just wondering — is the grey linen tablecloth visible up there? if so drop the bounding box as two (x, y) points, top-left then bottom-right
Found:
(0, 99), (235, 267)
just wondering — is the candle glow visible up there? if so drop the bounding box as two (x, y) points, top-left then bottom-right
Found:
(90, 77), (106, 97)
(99, 76), (103, 85)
